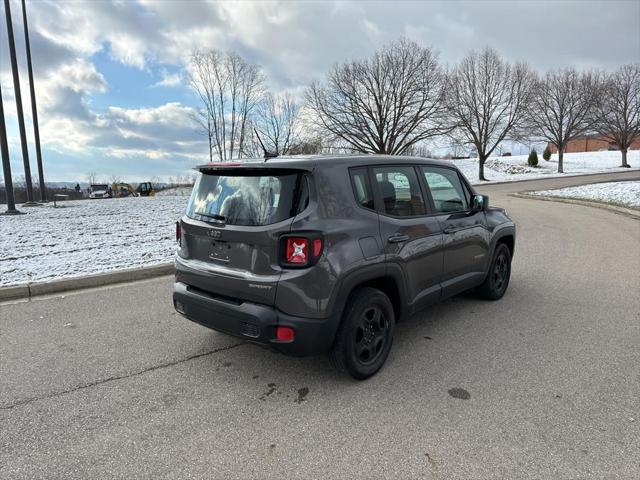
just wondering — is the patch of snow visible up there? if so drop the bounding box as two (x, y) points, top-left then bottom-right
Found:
(451, 150), (640, 185)
(0, 197), (188, 287)
(529, 181), (640, 209)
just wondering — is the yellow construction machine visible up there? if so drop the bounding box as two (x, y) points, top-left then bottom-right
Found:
(136, 182), (156, 197)
(111, 183), (137, 198)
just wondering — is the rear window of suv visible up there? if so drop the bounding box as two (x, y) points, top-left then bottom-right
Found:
(186, 171), (304, 226)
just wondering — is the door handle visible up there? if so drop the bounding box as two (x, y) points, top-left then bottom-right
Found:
(388, 234), (409, 244)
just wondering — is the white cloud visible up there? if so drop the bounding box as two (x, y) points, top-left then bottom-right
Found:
(152, 70), (182, 88)
(100, 103), (200, 155)
(45, 59), (107, 94)
(1, 0), (638, 180)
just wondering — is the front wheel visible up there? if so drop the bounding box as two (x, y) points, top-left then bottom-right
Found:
(329, 287), (395, 380)
(478, 243), (512, 300)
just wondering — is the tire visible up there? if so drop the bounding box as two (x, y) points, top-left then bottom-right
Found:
(329, 287), (395, 380)
(478, 243), (512, 300)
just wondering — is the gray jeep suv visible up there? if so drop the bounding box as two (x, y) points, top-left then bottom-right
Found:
(173, 155), (515, 379)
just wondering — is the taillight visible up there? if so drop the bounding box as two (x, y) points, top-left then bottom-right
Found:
(286, 237), (309, 264)
(281, 234), (323, 267)
(313, 238), (323, 257)
(176, 221), (181, 246)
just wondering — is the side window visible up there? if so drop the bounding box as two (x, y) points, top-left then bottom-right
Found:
(421, 167), (469, 213)
(372, 166), (426, 216)
(349, 168), (374, 210)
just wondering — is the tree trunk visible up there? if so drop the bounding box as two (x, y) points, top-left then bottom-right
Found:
(557, 149), (564, 174)
(621, 148), (629, 168)
(478, 154), (487, 181)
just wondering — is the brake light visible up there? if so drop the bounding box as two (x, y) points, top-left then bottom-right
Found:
(286, 237), (308, 264)
(176, 221), (181, 246)
(313, 238), (323, 257)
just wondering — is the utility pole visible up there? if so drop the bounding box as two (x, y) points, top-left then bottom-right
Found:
(21, 0), (46, 202)
(4, 0), (36, 205)
(0, 85), (20, 214)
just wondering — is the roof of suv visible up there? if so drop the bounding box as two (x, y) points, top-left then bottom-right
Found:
(197, 154), (456, 171)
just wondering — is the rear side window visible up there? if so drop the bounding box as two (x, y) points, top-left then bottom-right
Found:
(421, 166), (468, 213)
(186, 171), (301, 226)
(373, 166), (426, 216)
(349, 168), (374, 210)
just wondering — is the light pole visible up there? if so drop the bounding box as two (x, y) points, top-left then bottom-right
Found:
(21, 0), (46, 202)
(0, 85), (20, 215)
(4, 0), (36, 206)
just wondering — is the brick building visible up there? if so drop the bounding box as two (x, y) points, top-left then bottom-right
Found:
(548, 134), (640, 153)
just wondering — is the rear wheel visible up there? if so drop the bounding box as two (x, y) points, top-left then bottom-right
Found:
(329, 287), (395, 380)
(478, 243), (512, 300)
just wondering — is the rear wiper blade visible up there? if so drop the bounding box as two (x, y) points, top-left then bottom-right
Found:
(195, 212), (226, 223)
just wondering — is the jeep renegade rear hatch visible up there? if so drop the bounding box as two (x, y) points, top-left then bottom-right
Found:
(177, 167), (309, 306)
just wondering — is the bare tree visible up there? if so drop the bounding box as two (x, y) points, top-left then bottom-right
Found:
(86, 172), (97, 185)
(592, 64), (640, 168)
(447, 47), (534, 180)
(189, 50), (264, 161)
(252, 92), (301, 155)
(306, 38), (449, 155)
(15, 174), (26, 189)
(527, 68), (600, 173)
(402, 142), (435, 158)
(109, 174), (121, 184)
(287, 137), (324, 155)
(447, 137), (469, 159)
(191, 108), (213, 162)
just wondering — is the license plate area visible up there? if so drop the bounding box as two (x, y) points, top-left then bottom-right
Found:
(209, 241), (231, 263)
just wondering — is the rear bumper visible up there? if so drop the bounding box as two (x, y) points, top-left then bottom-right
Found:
(172, 282), (337, 356)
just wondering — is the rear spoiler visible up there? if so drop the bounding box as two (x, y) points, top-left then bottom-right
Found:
(196, 161), (313, 175)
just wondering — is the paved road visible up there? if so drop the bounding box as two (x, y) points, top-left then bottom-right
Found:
(2, 172), (639, 479)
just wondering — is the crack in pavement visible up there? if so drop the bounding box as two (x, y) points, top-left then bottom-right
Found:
(0, 342), (245, 411)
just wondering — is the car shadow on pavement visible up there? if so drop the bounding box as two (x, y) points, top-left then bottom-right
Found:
(192, 290), (496, 396)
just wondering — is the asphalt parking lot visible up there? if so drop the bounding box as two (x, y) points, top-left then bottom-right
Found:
(1, 172), (639, 479)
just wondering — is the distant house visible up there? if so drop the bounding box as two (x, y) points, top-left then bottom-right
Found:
(548, 134), (640, 154)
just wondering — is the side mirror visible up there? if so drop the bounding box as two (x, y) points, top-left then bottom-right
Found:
(471, 194), (489, 212)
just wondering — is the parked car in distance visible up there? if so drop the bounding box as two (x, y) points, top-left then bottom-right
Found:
(173, 155), (516, 379)
(89, 184), (112, 199)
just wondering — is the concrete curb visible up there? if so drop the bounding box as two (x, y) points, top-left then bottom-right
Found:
(0, 263), (174, 302)
(0, 285), (30, 302)
(512, 193), (640, 220)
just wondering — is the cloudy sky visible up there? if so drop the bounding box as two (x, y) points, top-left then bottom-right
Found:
(1, 0), (638, 182)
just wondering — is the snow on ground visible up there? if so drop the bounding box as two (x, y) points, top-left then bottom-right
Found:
(528, 181), (640, 209)
(1, 150), (638, 287)
(452, 150), (639, 185)
(0, 197), (188, 287)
